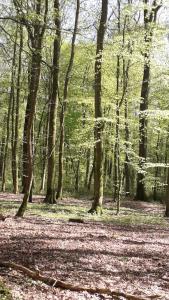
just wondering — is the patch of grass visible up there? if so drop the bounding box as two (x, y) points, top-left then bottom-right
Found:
(0, 201), (19, 215)
(0, 280), (13, 300)
(0, 199), (168, 227)
(30, 203), (168, 226)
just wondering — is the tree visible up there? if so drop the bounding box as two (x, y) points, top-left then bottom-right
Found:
(165, 167), (169, 217)
(1, 27), (17, 192)
(135, 0), (162, 201)
(16, 0), (48, 216)
(11, 24), (23, 194)
(56, 0), (80, 200)
(89, 0), (108, 214)
(45, 0), (61, 204)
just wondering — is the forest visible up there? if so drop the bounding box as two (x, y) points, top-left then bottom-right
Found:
(0, 0), (169, 299)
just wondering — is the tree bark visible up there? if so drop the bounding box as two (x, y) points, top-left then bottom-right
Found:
(11, 25), (23, 194)
(0, 134), (5, 181)
(75, 159), (80, 192)
(113, 0), (121, 203)
(84, 149), (90, 189)
(165, 168), (169, 217)
(45, 0), (61, 204)
(56, 0), (80, 200)
(40, 115), (49, 192)
(16, 0), (48, 216)
(135, 0), (161, 201)
(16, 51), (42, 216)
(89, 0), (108, 214)
(2, 28), (17, 192)
(153, 132), (160, 201)
(87, 161), (94, 191)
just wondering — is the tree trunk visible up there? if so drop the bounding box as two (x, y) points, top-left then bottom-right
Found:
(135, 0), (161, 201)
(40, 116), (49, 192)
(165, 168), (169, 217)
(87, 161), (94, 191)
(89, 0), (108, 214)
(153, 132), (160, 201)
(45, 0), (61, 204)
(84, 149), (90, 189)
(164, 134), (169, 180)
(56, 0), (80, 200)
(123, 40), (132, 196)
(113, 0), (121, 203)
(11, 25), (23, 194)
(113, 103), (120, 202)
(75, 160), (80, 193)
(2, 29), (17, 192)
(0, 133), (6, 181)
(124, 95), (130, 196)
(16, 0), (48, 216)
(16, 49), (42, 216)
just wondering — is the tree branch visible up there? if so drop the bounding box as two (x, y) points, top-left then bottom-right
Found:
(0, 261), (160, 300)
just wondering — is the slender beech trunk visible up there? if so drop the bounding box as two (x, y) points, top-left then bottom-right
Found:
(113, 56), (120, 203)
(11, 25), (23, 194)
(164, 134), (169, 180)
(0, 120), (6, 181)
(56, 0), (80, 199)
(39, 84), (50, 193)
(165, 168), (169, 217)
(87, 160), (94, 191)
(16, 0), (48, 217)
(114, 11), (131, 212)
(28, 123), (34, 203)
(124, 42), (132, 196)
(2, 29), (17, 192)
(22, 55), (32, 193)
(153, 132), (160, 201)
(45, 0), (61, 204)
(75, 160), (80, 192)
(40, 116), (49, 192)
(124, 94), (130, 195)
(124, 0), (132, 198)
(135, 0), (161, 201)
(84, 149), (90, 188)
(108, 159), (113, 177)
(89, 0), (108, 214)
(113, 0), (121, 204)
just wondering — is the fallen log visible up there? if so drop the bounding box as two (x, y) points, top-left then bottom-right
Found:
(68, 218), (84, 223)
(0, 261), (160, 300)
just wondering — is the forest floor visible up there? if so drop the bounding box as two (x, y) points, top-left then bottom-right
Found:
(0, 193), (169, 300)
